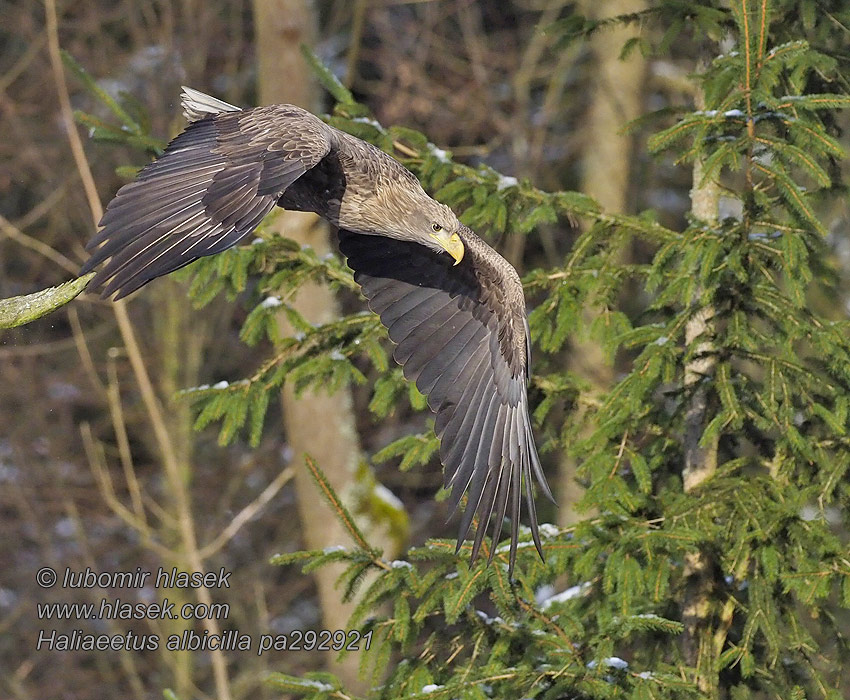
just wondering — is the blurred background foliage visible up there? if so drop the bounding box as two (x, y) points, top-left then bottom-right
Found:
(2, 1), (850, 699)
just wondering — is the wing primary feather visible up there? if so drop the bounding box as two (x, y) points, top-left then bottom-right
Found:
(524, 457), (546, 561)
(442, 361), (499, 478)
(417, 319), (481, 399)
(506, 439), (523, 574)
(453, 391), (501, 546)
(403, 307), (472, 379)
(431, 330), (489, 421)
(378, 288), (440, 328)
(394, 302), (465, 369)
(470, 465), (502, 563)
(442, 364), (494, 495)
(523, 395), (555, 503)
(487, 458), (513, 565)
(390, 297), (458, 353)
(438, 352), (490, 448)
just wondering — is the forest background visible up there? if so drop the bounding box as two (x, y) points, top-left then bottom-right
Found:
(2, 1), (850, 699)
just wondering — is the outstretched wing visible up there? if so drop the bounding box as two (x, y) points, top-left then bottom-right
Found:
(82, 103), (333, 299)
(339, 226), (552, 574)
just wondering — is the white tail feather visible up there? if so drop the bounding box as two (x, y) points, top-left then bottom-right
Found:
(180, 86), (241, 122)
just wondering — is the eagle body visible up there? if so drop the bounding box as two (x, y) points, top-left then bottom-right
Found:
(82, 87), (553, 573)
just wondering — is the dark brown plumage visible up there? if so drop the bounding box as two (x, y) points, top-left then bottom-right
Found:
(82, 87), (553, 573)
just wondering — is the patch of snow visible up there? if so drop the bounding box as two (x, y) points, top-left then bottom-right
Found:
(213, 380), (229, 389)
(475, 609), (504, 625)
(374, 484), (403, 510)
(799, 505), (821, 521)
(429, 145), (451, 163)
(183, 384), (210, 393)
(496, 175), (518, 191)
(323, 545), (346, 554)
(535, 584), (555, 604)
(540, 582), (591, 609)
(390, 560), (413, 570)
(588, 657), (628, 670)
(538, 523), (559, 538)
(494, 540), (538, 554)
(260, 296), (282, 309)
(0, 464), (20, 483)
(748, 230), (782, 240)
(421, 684), (443, 694)
(352, 116), (385, 131)
(48, 381), (81, 401)
(0, 588), (18, 608)
(54, 517), (76, 538)
(297, 679), (334, 692)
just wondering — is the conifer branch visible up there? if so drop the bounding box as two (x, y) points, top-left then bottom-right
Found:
(303, 455), (390, 570)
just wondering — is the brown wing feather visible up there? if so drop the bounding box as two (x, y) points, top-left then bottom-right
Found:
(339, 226), (552, 574)
(82, 105), (333, 299)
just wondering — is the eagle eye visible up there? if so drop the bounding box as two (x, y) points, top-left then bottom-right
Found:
(431, 223), (443, 232)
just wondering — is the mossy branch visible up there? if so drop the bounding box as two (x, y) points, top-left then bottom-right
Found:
(0, 273), (94, 329)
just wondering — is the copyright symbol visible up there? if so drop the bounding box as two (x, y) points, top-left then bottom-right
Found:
(36, 567), (57, 588)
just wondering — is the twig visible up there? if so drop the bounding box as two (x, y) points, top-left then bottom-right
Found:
(44, 1), (102, 225)
(44, 2), (233, 697)
(106, 348), (150, 538)
(61, 499), (148, 700)
(79, 423), (172, 560)
(11, 175), (73, 231)
(67, 306), (107, 395)
(0, 319), (104, 358)
(0, 213), (79, 275)
(345, 0), (368, 88)
(199, 466), (296, 558)
(0, 31), (47, 92)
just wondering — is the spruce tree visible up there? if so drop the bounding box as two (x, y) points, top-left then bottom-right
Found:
(262, 6), (850, 698)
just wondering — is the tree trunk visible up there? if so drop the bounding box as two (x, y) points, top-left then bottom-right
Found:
(564, 0), (648, 523)
(680, 82), (720, 697)
(252, 0), (386, 689)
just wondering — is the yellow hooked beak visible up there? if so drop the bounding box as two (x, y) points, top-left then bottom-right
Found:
(430, 231), (465, 266)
